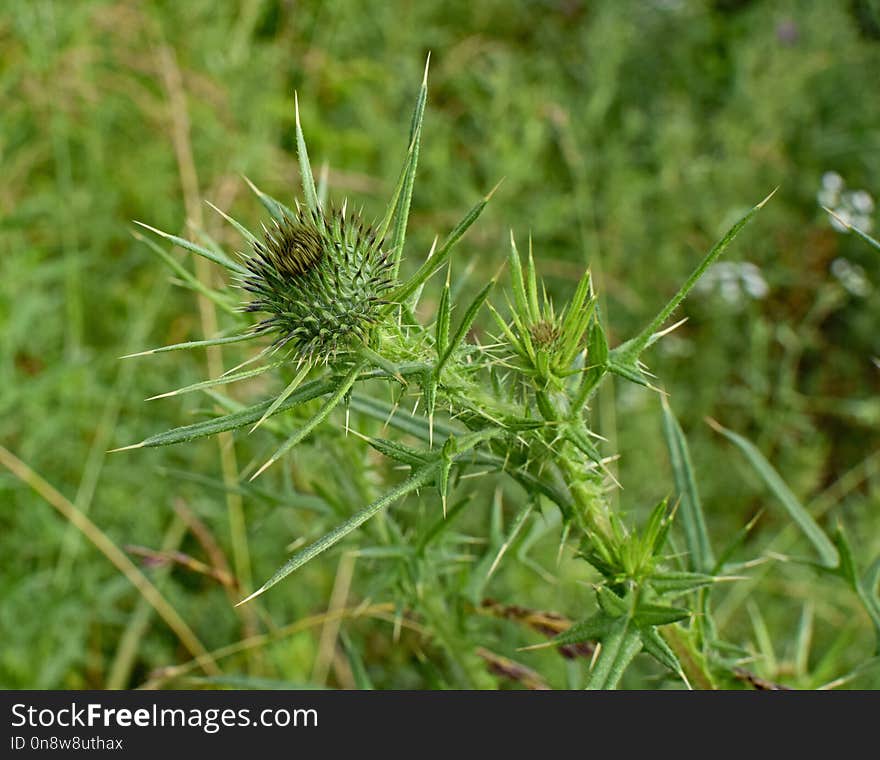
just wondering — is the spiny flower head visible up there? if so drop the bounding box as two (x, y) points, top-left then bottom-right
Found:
(240, 203), (395, 363)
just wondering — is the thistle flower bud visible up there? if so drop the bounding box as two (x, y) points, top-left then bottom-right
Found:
(240, 204), (395, 363)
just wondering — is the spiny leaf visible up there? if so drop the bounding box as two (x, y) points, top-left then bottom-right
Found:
(250, 361), (313, 433)
(485, 500), (534, 581)
(251, 361), (365, 480)
(133, 221), (248, 276)
(649, 571), (717, 596)
(389, 55), (429, 279)
(614, 189), (775, 361)
(147, 360), (285, 401)
(243, 176), (296, 224)
(389, 182), (500, 307)
(633, 603), (690, 627)
(365, 437), (432, 467)
(585, 616), (643, 690)
(237, 463), (439, 605)
(348, 392), (460, 441)
(116, 364), (429, 450)
(238, 427), (500, 604)
(708, 418), (839, 568)
(121, 332), (256, 359)
(572, 313), (609, 410)
(525, 236), (540, 323)
(294, 92), (319, 215)
(436, 273), (452, 358)
(437, 281), (494, 372)
(132, 230), (239, 314)
(205, 200), (259, 246)
(640, 626), (686, 681)
(507, 231), (531, 326)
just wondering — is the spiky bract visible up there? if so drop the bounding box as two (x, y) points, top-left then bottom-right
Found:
(241, 205), (395, 363)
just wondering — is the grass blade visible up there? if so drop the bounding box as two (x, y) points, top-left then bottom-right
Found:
(708, 418), (839, 567)
(661, 398), (714, 572)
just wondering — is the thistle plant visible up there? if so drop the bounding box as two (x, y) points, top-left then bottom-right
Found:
(118, 63), (880, 689)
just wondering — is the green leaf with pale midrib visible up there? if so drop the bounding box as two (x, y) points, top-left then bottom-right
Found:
(585, 616), (643, 690)
(238, 427), (501, 604)
(133, 221), (248, 276)
(612, 190), (775, 364)
(120, 363), (430, 449)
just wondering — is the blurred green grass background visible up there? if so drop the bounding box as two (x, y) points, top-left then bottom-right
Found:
(1, 0), (879, 688)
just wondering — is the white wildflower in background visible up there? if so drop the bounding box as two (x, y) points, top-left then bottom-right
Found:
(695, 261), (769, 306)
(818, 171), (875, 234)
(830, 257), (871, 297)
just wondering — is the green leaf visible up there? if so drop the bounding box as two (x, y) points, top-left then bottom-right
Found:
(436, 274), (451, 358)
(640, 626), (685, 679)
(237, 463), (439, 605)
(585, 617), (643, 690)
(709, 418), (839, 567)
(507, 232), (531, 326)
(294, 93), (319, 215)
(238, 427), (500, 603)
(389, 56), (429, 279)
(823, 206), (880, 252)
(133, 221), (247, 276)
(244, 176), (297, 224)
(436, 281), (493, 372)
(119, 363), (430, 450)
(649, 571), (716, 596)
(633, 603), (690, 627)
(834, 527), (880, 652)
(251, 361), (366, 480)
(550, 612), (615, 648)
(596, 586), (629, 617)
(377, 142), (415, 243)
(146, 360), (285, 401)
(564, 424), (603, 465)
(525, 237), (540, 322)
(132, 230), (239, 314)
(250, 361), (313, 433)
(607, 357), (650, 388)
(365, 437), (431, 467)
(205, 200), (259, 246)
(388, 184), (499, 306)
(340, 630), (374, 690)
(121, 331), (256, 359)
(661, 398), (714, 572)
(483, 500), (534, 584)
(572, 313), (609, 410)
(615, 189), (775, 360)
